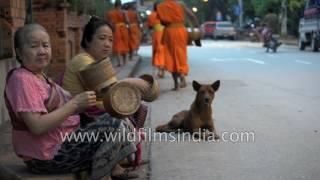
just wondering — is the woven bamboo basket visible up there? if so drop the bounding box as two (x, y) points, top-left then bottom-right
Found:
(139, 74), (160, 102)
(78, 58), (117, 92)
(103, 81), (141, 118)
(119, 78), (150, 101)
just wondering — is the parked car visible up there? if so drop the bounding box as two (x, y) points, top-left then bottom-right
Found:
(213, 21), (237, 40)
(298, 0), (320, 52)
(200, 21), (216, 39)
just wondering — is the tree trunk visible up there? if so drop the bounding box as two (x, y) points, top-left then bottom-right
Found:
(280, 0), (288, 36)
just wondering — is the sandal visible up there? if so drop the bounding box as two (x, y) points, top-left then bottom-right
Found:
(137, 159), (149, 166)
(111, 169), (139, 180)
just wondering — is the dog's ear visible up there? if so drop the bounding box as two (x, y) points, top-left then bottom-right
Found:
(211, 80), (220, 92)
(192, 80), (201, 92)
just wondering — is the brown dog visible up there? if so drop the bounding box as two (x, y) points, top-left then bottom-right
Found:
(156, 80), (220, 140)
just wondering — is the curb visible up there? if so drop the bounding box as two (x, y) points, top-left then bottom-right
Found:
(127, 56), (151, 180)
(280, 39), (298, 46)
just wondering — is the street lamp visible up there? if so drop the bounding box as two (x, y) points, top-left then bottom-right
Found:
(203, 0), (208, 2)
(146, 10), (151, 15)
(192, 7), (198, 13)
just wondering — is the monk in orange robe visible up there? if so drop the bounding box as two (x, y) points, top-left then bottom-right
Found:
(126, 4), (141, 61)
(156, 0), (188, 90)
(106, 0), (129, 66)
(146, 3), (165, 78)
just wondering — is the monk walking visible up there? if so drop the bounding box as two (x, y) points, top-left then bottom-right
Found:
(126, 3), (141, 61)
(157, 0), (198, 90)
(106, 0), (130, 66)
(146, 2), (165, 78)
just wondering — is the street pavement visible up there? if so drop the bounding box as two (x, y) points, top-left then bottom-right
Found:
(137, 40), (320, 180)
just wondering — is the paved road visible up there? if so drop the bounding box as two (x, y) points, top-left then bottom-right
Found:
(137, 40), (320, 180)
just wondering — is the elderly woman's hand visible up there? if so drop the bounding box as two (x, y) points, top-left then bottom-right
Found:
(72, 91), (97, 112)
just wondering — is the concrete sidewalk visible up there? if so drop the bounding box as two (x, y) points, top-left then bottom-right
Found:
(0, 56), (150, 180)
(279, 37), (298, 46)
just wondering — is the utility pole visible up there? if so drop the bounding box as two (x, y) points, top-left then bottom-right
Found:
(280, 0), (288, 36)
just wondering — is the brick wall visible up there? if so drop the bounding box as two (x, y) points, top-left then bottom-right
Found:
(33, 0), (87, 79)
(0, 0), (26, 59)
(0, 0), (87, 126)
(0, 0), (25, 126)
(0, 0), (25, 27)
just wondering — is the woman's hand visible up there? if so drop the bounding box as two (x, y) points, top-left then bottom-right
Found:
(72, 91), (97, 112)
(20, 91), (96, 135)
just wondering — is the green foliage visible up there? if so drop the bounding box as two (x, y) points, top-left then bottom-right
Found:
(287, 0), (305, 35)
(288, 0), (305, 11)
(262, 13), (279, 33)
(67, 0), (113, 18)
(227, 0), (304, 35)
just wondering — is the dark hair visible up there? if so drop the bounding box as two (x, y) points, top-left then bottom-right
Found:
(115, 0), (122, 7)
(122, 4), (129, 10)
(14, 23), (48, 64)
(81, 16), (114, 49)
(153, 2), (159, 11)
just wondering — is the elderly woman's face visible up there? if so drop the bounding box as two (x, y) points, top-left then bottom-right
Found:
(19, 30), (51, 72)
(87, 25), (113, 60)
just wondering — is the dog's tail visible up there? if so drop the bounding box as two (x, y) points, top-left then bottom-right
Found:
(155, 124), (171, 132)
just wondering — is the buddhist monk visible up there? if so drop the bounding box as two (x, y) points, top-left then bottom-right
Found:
(157, 0), (199, 90)
(126, 3), (141, 61)
(146, 2), (165, 78)
(106, 0), (130, 66)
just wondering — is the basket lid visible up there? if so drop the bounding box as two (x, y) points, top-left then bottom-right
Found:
(103, 82), (141, 116)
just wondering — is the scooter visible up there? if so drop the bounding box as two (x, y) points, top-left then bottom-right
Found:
(265, 36), (282, 53)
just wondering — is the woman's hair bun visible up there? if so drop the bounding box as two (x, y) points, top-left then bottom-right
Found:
(89, 15), (100, 23)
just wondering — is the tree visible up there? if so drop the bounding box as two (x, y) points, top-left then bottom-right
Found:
(231, 0), (304, 36)
(280, 0), (287, 35)
(68, 0), (113, 17)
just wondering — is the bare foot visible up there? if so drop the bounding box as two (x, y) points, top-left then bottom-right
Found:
(180, 81), (187, 88)
(172, 83), (180, 91)
(179, 76), (187, 88)
(157, 72), (164, 78)
(111, 164), (138, 179)
(111, 164), (125, 176)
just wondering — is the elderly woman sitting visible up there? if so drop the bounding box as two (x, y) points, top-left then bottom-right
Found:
(4, 23), (138, 180)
